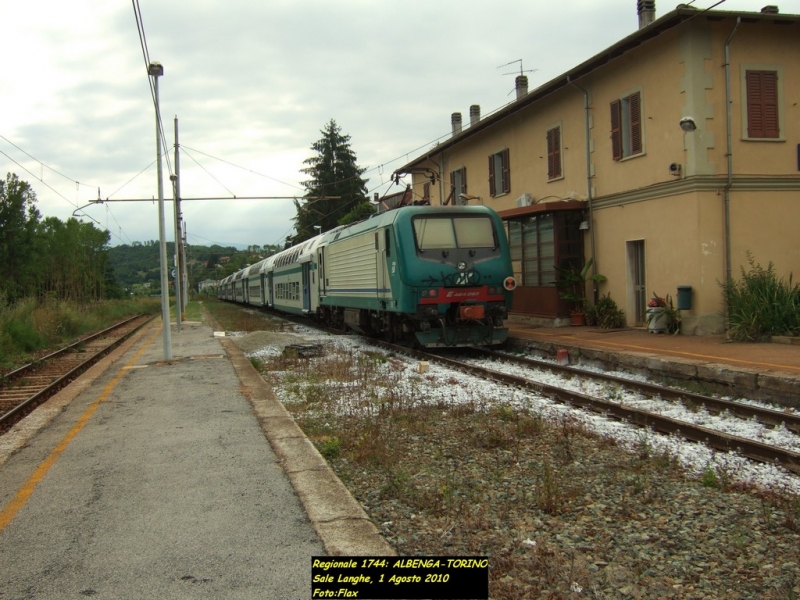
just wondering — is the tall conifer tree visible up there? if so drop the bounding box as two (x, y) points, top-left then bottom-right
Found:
(294, 120), (372, 243)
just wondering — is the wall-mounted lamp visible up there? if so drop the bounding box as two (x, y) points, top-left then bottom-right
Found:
(313, 225), (322, 234)
(579, 221), (590, 231)
(679, 116), (697, 132)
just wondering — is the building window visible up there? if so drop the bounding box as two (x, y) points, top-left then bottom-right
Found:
(746, 70), (779, 138)
(546, 126), (562, 180)
(508, 215), (555, 286)
(508, 212), (583, 287)
(488, 149), (510, 197)
(610, 91), (642, 160)
(449, 167), (466, 205)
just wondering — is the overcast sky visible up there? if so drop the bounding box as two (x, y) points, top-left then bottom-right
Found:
(0, 0), (782, 250)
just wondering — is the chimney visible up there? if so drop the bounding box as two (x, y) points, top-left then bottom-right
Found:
(469, 104), (481, 126)
(515, 75), (528, 101)
(638, 0), (655, 28)
(451, 112), (462, 136)
(760, 5), (779, 13)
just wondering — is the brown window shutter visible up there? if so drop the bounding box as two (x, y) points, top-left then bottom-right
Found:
(446, 171), (455, 205)
(461, 167), (467, 194)
(547, 127), (561, 179)
(610, 100), (622, 160)
(501, 149), (510, 194)
(488, 154), (496, 196)
(747, 70), (779, 138)
(629, 92), (642, 154)
(423, 182), (430, 202)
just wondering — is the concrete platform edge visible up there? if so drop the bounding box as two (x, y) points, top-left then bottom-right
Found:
(507, 336), (799, 407)
(216, 333), (397, 557)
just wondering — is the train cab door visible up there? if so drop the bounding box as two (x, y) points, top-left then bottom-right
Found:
(318, 249), (326, 296)
(375, 229), (391, 305)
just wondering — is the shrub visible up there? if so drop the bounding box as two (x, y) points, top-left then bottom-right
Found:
(720, 253), (800, 342)
(585, 293), (626, 329)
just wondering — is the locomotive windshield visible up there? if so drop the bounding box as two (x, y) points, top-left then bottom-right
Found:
(413, 216), (496, 251)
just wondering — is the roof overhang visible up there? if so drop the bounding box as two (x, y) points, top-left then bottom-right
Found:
(497, 200), (585, 220)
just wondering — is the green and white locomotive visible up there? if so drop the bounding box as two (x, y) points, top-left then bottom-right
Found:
(220, 204), (517, 348)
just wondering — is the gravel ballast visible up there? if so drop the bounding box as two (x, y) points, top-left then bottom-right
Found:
(235, 329), (800, 600)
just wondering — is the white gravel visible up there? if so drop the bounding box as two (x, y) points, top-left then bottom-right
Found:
(243, 329), (800, 496)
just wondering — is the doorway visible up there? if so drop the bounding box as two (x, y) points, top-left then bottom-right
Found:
(627, 240), (646, 326)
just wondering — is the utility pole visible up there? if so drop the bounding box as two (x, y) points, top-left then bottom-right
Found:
(182, 222), (188, 310)
(171, 116), (182, 332)
(148, 61), (171, 360)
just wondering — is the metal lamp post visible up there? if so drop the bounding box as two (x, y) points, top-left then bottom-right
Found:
(149, 61), (172, 359)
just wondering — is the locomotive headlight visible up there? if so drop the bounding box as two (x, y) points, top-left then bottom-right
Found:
(421, 289), (429, 297)
(429, 288), (437, 297)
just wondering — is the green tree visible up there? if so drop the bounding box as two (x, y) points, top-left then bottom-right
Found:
(294, 119), (372, 243)
(0, 173), (42, 302)
(36, 217), (113, 303)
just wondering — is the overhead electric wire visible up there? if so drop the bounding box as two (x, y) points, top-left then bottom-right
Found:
(0, 134), (101, 194)
(180, 145), (304, 191)
(0, 150), (79, 208)
(132, 0), (173, 178)
(104, 160), (158, 200)
(180, 148), (238, 197)
(0, 136), (136, 243)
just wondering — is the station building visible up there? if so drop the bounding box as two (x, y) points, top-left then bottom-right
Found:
(394, 3), (800, 334)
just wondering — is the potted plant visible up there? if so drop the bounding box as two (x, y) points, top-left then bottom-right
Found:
(646, 292), (680, 334)
(555, 258), (607, 326)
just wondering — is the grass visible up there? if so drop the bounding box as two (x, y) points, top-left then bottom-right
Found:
(201, 297), (286, 333)
(0, 296), (161, 371)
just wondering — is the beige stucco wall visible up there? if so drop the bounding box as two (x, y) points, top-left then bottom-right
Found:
(706, 20), (800, 173)
(589, 26), (688, 197)
(729, 191), (800, 277)
(593, 191), (726, 332)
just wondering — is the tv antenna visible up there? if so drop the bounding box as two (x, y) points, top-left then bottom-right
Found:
(498, 59), (537, 78)
(498, 59), (537, 96)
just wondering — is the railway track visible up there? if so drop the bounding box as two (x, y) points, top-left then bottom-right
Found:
(0, 314), (154, 434)
(212, 304), (800, 475)
(363, 339), (800, 475)
(476, 348), (800, 434)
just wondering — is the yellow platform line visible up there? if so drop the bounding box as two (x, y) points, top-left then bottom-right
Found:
(0, 326), (161, 534)
(528, 331), (800, 373)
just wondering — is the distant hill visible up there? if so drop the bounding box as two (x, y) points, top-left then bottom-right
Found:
(107, 241), (281, 292)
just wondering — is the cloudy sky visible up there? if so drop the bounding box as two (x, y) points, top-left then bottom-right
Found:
(0, 0), (781, 250)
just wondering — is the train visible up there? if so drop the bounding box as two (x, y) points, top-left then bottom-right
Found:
(218, 204), (517, 348)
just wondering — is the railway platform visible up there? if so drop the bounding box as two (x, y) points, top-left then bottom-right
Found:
(506, 319), (800, 406)
(0, 318), (392, 599)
